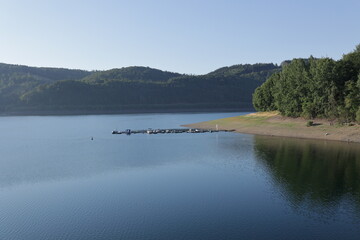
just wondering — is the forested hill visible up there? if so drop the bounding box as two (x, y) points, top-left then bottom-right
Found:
(0, 63), (91, 108)
(81, 66), (182, 84)
(0, 63), (280, 114)
(253, 44), (360, 123)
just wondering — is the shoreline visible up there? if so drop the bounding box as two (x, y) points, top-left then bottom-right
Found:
(183, 112), (360, 144)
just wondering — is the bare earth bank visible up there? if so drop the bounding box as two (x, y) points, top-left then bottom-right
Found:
(183, 112), (360, 144)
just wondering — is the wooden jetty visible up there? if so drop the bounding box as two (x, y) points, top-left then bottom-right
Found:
(112, 128), (234, 135)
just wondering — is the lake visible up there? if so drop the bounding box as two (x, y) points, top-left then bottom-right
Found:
(0, 112), (359, 240)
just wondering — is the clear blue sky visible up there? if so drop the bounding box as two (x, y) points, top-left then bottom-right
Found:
(0, 0), (359, 74)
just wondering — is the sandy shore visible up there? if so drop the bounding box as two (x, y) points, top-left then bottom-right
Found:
(183, 112), (360, 143)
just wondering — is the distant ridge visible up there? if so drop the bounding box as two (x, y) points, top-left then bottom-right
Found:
(82, 66), (183, 84)
(0, 62), (280, 114)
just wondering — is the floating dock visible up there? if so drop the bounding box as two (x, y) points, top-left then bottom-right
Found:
(112, 128), (234, 135)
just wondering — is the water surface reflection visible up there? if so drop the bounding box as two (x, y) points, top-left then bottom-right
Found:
(254, 136), (360, 217)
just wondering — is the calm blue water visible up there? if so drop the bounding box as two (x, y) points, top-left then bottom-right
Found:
(0, 112), (359, 240)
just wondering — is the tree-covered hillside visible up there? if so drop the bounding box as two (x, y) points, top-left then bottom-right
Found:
(81, 66), (183, 84)
(253, 45), (360, 122)
(0, 63), (279, 113)
(0, 63), (91, 110)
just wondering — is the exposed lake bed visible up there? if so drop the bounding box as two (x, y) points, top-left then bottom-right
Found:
(0, 112), (359, 240)
(184, 111), (360, 143)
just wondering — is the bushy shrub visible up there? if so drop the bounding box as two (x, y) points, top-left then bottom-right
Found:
(356, 108), (360, 124)
(306, 121), (314, 127)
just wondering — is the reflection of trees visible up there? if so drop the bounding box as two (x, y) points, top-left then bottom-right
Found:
(254, 136), (360, 208)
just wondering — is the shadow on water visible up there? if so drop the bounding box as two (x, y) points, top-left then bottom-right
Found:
(253, 135), (360, 215)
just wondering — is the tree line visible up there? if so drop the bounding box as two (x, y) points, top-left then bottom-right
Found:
(253, 45), (360, 123)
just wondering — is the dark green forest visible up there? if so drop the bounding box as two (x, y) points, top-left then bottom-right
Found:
(0, 63), (90, 110)
(0, 63), (280, 114)
(253, 45), (360, 122)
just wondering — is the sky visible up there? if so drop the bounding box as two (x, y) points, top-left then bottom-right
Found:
(0, 0), (359, 74)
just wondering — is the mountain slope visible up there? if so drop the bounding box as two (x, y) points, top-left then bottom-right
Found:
(17, 63), (280, 113)
(81, 66), (182, 84)
(0, 63), (91, 109)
